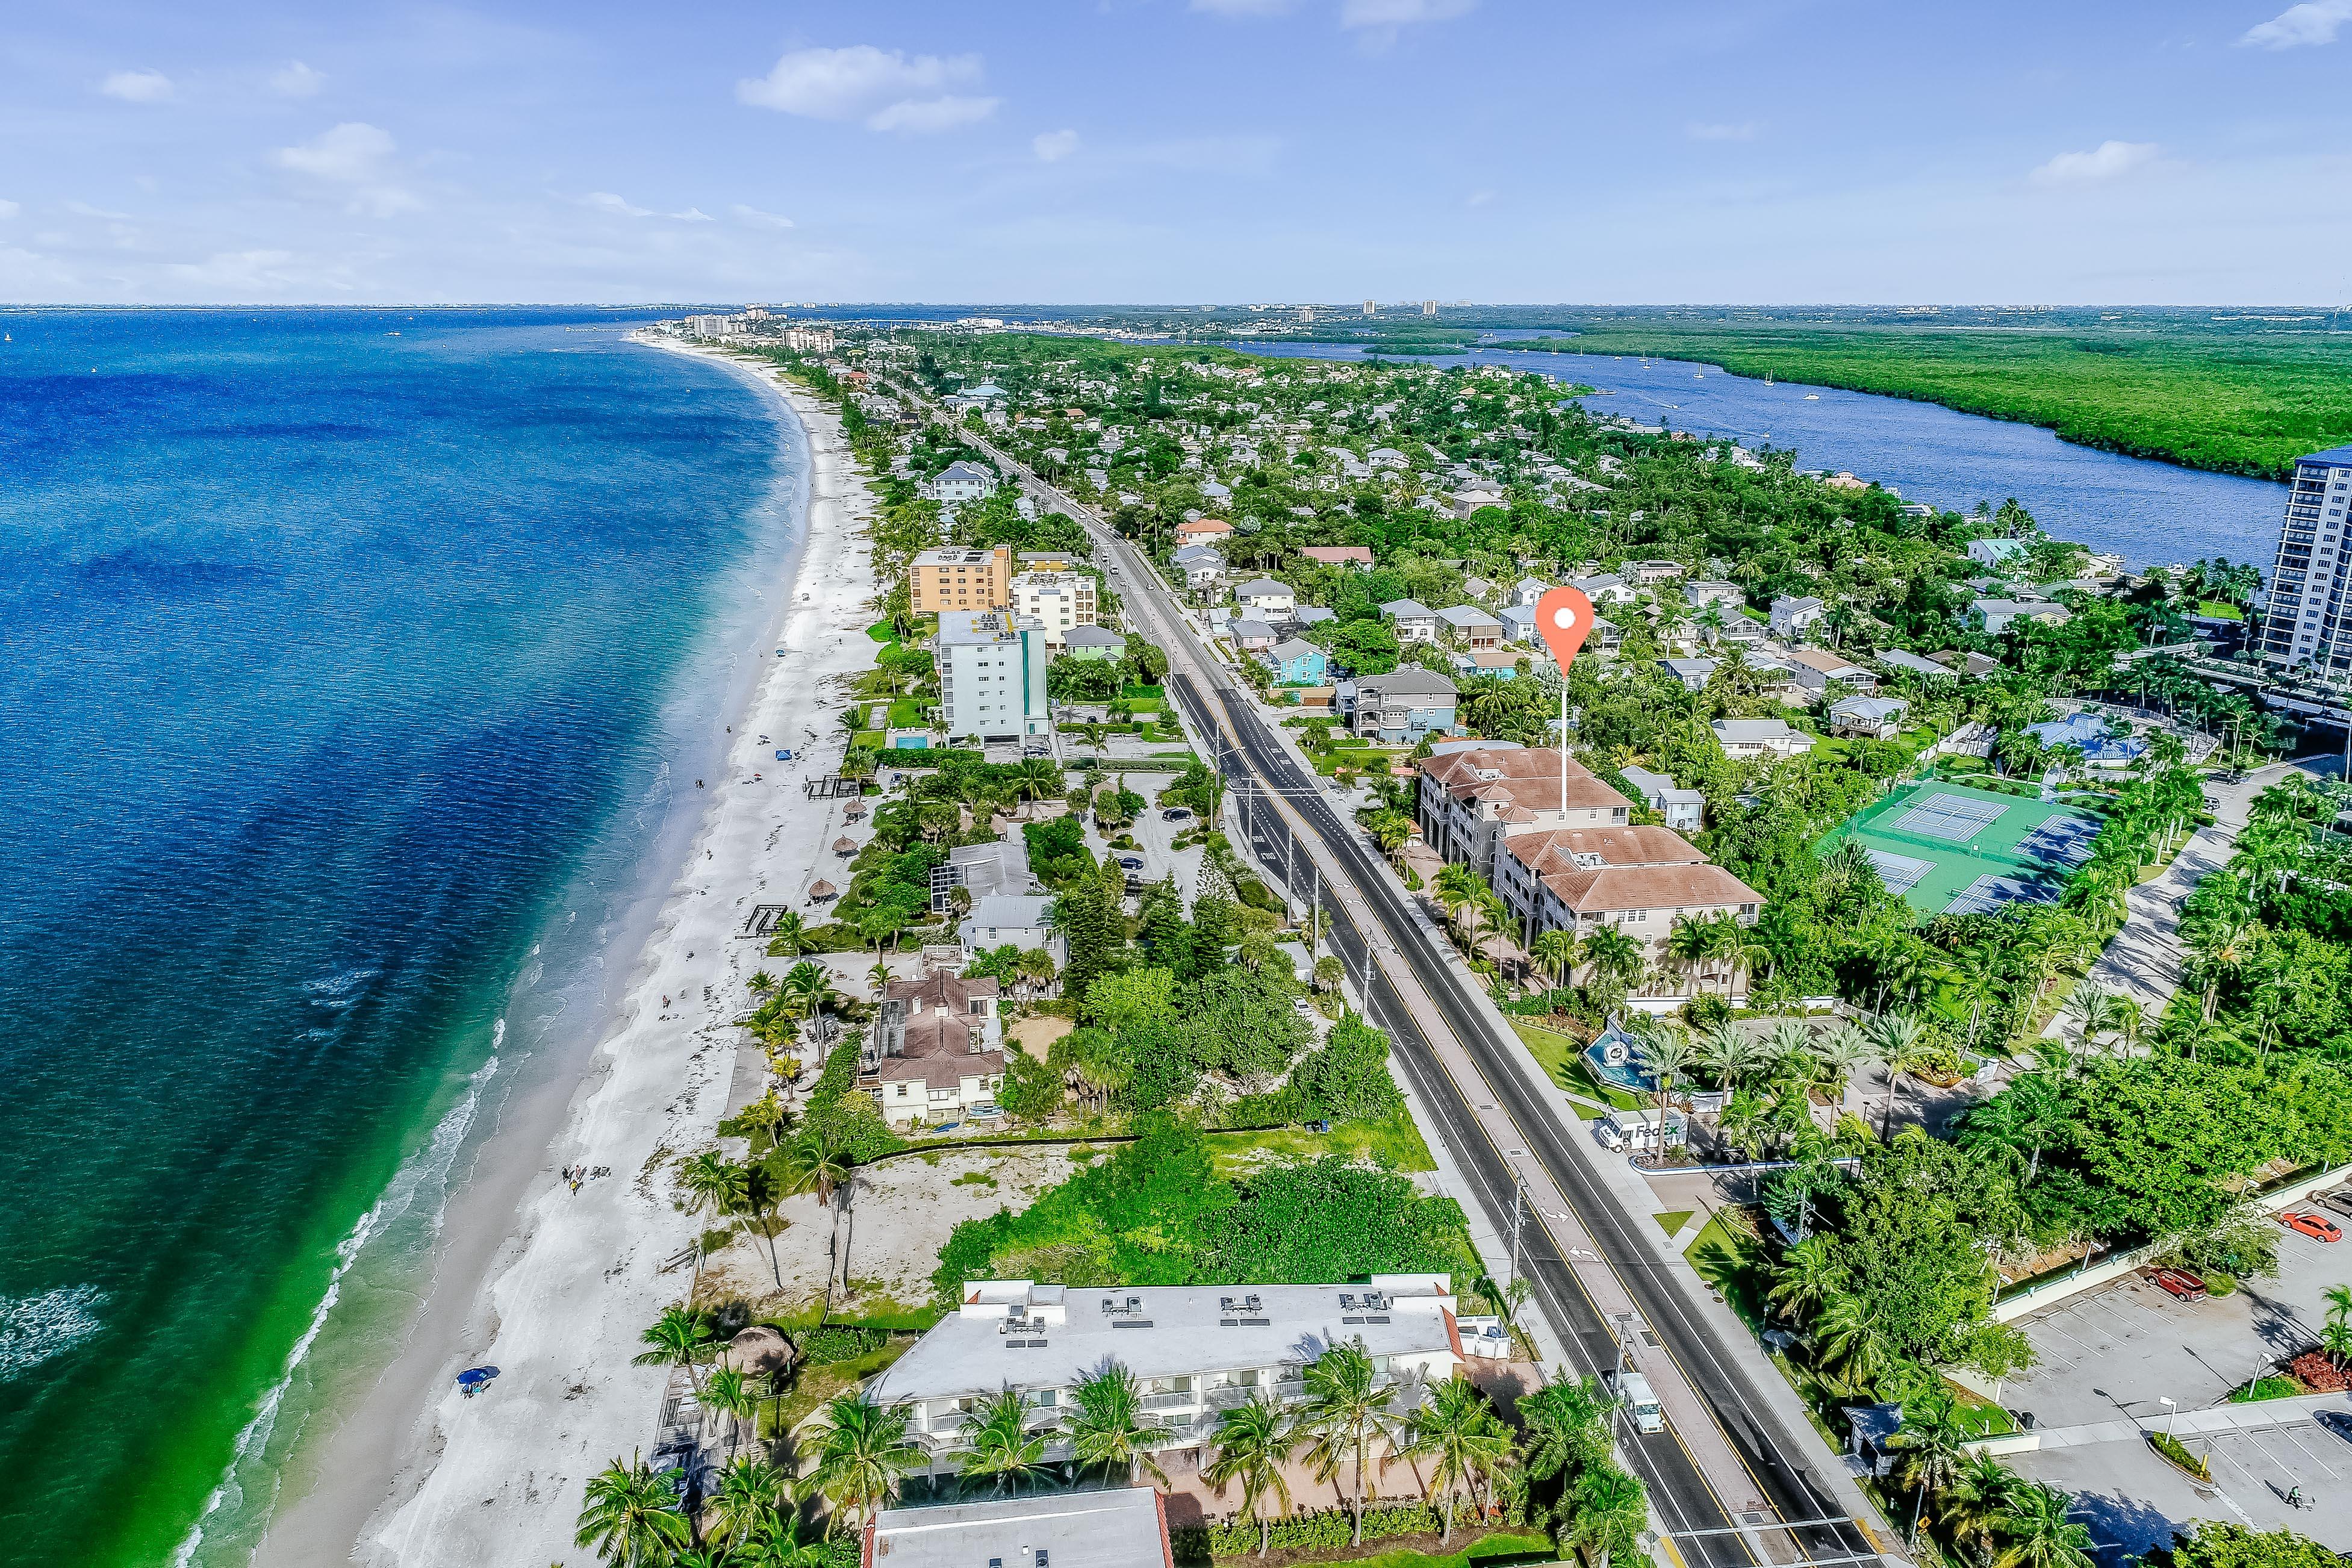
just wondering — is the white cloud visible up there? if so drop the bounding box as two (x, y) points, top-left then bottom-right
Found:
(271, 61), (326, 98)
(2241, 1), (2352, 48)
(273, 123), (420, 217)
(731, 204), (796, 229)
(0, 200), (17, 220)
(736, 45), (992, 136)
(1340, 0), (1475, 28)
(583, 190), (653, 217)
(67, 201), (134, 220)
(1464, 188), (1496, 207)
(1687, 120), (1758, 142)
(1033, 128), (1081, 162)
(671, 207), (714, 222)
(100, 69), (173, 102)
(1191, 0), (1298, 13)
(865, 95), (998, 134)
(2030, 139), (2159, 187)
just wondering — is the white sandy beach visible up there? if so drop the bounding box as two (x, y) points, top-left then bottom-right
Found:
(267, 343), (884, 1568)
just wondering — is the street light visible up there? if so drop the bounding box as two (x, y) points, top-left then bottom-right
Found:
(2159, 1395), (2177, 1436)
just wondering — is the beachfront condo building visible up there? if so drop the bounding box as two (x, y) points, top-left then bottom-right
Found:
(1493, 824), (1762, 994)
(2259, 445), (2352, 671)
(910, 545), (1014, 617)
(935, 609), (1051, 743)
(865, 1275), (1508, 1519)
(1008, 569), (1098, 648)
(1415, 741), (1631, 876)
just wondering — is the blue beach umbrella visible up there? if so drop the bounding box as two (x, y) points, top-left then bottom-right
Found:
(456, 1366), (500, 1390)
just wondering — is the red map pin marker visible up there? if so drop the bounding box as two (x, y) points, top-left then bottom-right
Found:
(1534, 585), (1596, 676)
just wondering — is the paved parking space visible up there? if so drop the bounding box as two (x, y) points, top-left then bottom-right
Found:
(2011, 1414), (2351, 1563)
(2006, 1221), (2352, 1430)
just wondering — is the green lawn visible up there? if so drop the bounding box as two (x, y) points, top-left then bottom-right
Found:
(1510, 1021), (1643, 1110)
(886, 697), (925, 729)
(866, 619), (897, 643)
(1305, 1532), (1558, 1568)
(1654, 1209), (1694, 1236)
(2195, 599), (2247, 621)
(1683, 1212), (1771, 1331)
(1204, 1109), (1437, 1175)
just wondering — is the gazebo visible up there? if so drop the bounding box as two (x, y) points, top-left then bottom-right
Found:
(806, 879), (838, 904)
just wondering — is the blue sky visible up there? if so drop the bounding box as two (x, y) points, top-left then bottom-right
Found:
(7, 0), (2352, 304)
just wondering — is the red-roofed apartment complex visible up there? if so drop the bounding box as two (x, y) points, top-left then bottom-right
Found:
(1495, 825), (1762, 994)
(1416, 743), (1632, 877)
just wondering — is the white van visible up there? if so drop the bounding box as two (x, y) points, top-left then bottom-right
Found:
(1610, 1369), (1665, 1434)
(1594, 1107), (1687, 1155)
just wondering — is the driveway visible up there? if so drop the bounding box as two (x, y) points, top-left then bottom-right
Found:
(2042, 759), (2316, 1042)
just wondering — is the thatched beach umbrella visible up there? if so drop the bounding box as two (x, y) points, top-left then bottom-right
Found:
(718, 1325), (793, 1379)
(807, 879), (838, 903)
(832, 836), (857, 857)
(842, 801), (867, 820)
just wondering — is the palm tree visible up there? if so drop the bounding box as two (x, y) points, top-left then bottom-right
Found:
(1940, 1451), (2018, 1560)
(1667, 913), (1715, 995)
(1062, 1363), (1171, 1487)
(1632, 1028), (1695, 1113)
(1559, 1467), (1649, 1568)
(1297, 1340), (1405, 1546)
(1809, 1022), (1871, 1110)
(575, 1454), (691, 1567)
(956, 1387), (1049, 1496)
(774, 1126), (856, 1313)
(807, 1392), (923, 1534)
(1992, 1482), (2095, 1568)
(1811, 1292), (1893, 1392)
(777, 960), (836, 1025)
(1516, 1374), (1612, 1483)
(748, 969), (778, 996)
(729, 1159), (791, 1294)
(1766, 1235), (1839, 1322)
(1203, 1392), (1298, 1557)
(767, 910), (808, 959)
(632, 1304), (718, 1399)
(676, 1150), (747, 1296)
(707, 1454), (795, 1548)
(1529, 927), (1581, 992)
(1013, 758), (1059, 816)
(1764, 1019), (1815, 1084)
(1399, 1377), (1511, 1542)
(1696, 1021), (1759, 1090)
(1581, 924), (1646, 991)
(1893, 1399), (1971, 1544)
(867, 959), (891, 1000)
(705, 1365), (761, 1457)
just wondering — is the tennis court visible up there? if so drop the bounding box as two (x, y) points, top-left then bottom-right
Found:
(1822, 779), (2102, 916)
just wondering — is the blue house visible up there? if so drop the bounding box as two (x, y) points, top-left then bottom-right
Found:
(1261, 637), (1328, 686)
(1349, 668), (1460, 743)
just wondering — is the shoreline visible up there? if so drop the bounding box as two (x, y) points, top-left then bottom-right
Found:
(247, 339), (881, 1568)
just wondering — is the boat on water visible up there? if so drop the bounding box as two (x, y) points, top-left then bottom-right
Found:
(1805, 393), (1820, 400)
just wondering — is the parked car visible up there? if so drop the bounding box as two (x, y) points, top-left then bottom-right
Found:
(1116, 854), (1145, 871)
(1161, 807), (1193, 821)
(2278, 1209), (2344, 1243)
(2319, 1188), (2352, 1219)
(2147, 1268), (2208, 1301)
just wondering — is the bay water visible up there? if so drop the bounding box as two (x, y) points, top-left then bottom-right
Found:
(0, 309), (802, 1567)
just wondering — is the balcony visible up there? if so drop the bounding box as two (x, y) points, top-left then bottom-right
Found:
(1140, 1390), (1199, 1411)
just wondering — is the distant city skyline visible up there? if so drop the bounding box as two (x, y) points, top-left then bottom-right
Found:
(6, 0), (2352, 305)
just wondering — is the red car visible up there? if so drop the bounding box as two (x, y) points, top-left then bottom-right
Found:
(2147, 1268), (2208, 1301)
(2278, 1210), (2344, 1243)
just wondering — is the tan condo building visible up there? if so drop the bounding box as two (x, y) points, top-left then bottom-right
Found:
(1494, 824), (1761, 994)
(910, 544), (1014, 617)
(1009, 569), (1099, 647)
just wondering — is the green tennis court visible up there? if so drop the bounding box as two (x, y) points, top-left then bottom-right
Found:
(1819, 779), (2101, 915)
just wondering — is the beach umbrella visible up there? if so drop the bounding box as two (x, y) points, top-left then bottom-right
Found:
(807, 880), (838, 903)
(719, 1325), (794, 1378)
(832, 836), (857, 856)
(456, 1366), (500, 1390)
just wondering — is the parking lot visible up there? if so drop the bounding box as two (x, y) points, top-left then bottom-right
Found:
(2005, 1212), (2351, 1431)
(2011, 1407), (2351, 1561)
(1076, 777), (1209, 911)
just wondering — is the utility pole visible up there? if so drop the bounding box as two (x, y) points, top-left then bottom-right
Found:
(1505, 1174), (1527, 1293)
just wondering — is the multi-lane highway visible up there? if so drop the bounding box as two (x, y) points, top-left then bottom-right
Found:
(883, 379), (1898, 1568)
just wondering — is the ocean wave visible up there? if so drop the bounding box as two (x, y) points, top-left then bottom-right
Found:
(0, 1284), (108, 1382)
(302, 968), (380, 1010)
(172, 1046), (502, 1568)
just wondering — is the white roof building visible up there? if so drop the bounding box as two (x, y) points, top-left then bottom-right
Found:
(864, 1489), (1174, 1568)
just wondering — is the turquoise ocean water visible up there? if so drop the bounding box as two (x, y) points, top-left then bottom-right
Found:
(0, 309), (802, 1566)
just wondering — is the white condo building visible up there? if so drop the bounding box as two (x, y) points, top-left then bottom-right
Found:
(1009, 570), (1099, 647)
(936, 611), (1051, 743)
(865, 1275), (1504, 1486)
(2260, 445), (2352, 671)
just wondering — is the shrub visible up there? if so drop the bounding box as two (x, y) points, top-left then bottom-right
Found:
(2228, 1375), (2301, 1403)
(1171, 1495), (1528, 1559)
(799, 1324), (889, 1363)
(2150, 1428), (2212, 1481)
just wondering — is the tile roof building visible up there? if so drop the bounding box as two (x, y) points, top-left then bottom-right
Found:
(1495, 825), (1761, 992)
(1417, 742), (1631, 877)
(865, 974), (1006, 1127)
